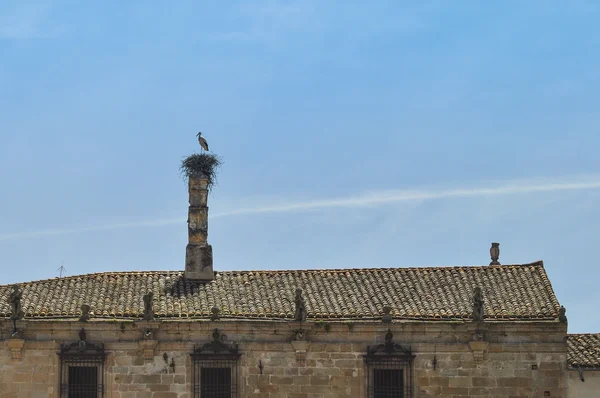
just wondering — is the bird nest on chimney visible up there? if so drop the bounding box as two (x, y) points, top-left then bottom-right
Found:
(180, 153), (222, 191)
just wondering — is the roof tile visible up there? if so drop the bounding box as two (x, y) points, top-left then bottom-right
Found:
(0, 262), (560, 321)
(567, 334), (600, 368)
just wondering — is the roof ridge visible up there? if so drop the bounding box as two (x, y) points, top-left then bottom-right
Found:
(0, 270), (183, 287)
(217, 261), (546, 274)
(567, 333), (600, 336)
(1, 261), (547, 286)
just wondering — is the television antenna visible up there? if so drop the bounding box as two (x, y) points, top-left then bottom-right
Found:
(57, 262), (67, 278)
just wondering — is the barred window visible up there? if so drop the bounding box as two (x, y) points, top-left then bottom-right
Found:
(365, 329), (414, 398)
(191, 329), (241, 398)
(194, 356), (239, 397)
(58, 328), (105, 398)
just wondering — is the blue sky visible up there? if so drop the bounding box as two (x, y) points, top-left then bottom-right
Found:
(1, 1), (599, 332)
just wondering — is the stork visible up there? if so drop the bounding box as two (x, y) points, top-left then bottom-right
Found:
(197, 132), (209, 152)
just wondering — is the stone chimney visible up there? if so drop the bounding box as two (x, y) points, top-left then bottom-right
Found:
(185, 173), (214, 280)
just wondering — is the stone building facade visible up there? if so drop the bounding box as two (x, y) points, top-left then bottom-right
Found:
(0, 263), (569, 397)
(0, 173), (577, 397)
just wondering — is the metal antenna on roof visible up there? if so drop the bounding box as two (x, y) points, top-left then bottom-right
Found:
(57, 262), (67, 278)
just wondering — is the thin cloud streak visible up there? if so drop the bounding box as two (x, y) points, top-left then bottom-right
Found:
(2, 178), (600, 241)
(0, 218), (181, 241)
(211, 180), (600, 218)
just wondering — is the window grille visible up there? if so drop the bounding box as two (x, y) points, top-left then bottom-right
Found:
(191, 329), (241, 398)
(58, 328), (105, 398)
(365, 329), (414, 398)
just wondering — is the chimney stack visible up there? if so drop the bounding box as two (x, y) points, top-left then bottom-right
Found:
(185, 173), (214, 280)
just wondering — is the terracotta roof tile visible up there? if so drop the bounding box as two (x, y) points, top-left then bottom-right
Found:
(567, 334), (600, 368)
(0, 261), (560, 321)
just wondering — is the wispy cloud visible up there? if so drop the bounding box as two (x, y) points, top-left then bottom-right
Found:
(1, 176), (600, 241)
(0, 218), (181, 241)
(211, 179), (600, 218)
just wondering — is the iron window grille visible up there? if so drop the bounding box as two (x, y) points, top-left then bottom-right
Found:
(365, 329), (415, 398)
(191, 329), (241, 398)
(58, 328), (105, 398)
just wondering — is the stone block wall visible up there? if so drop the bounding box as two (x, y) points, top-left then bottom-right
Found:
(0, 340), (59, 397)
(567, 369), (600, 398)
(414, 349), (566, 397)
(241, 341), (364, 397)
(0, 320), (568, 397)
(109, 343), (191, 398)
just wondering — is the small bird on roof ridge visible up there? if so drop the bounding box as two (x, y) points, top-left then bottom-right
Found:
(197, 132), (209, 152)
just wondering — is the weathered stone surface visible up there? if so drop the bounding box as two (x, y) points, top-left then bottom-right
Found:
(184, 244), (213, 280)
(184, 173), (213, 281)
(0, 320), (568, 397)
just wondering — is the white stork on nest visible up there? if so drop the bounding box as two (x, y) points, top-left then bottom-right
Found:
(197, 132), (209, 152)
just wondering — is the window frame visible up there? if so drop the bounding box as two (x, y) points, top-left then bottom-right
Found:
(364, 329), (415, 398)
(191, 329), (241, 398)
(58, 329), (105, 398)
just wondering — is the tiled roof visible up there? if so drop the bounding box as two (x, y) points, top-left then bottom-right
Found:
(0, 261), (560, 321)
(567, 334), (600, 368)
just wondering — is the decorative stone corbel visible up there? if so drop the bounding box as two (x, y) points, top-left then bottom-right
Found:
(468, 336), (489, 363)
(7, 338), (25, 360)
(139, 339), (158, 361)
(291, 340), (310, 362)
(290, 330), (310, 363)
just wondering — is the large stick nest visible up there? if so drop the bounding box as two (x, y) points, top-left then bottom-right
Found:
(180, 153), (222, 191)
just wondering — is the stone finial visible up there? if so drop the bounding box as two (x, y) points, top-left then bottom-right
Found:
(558, 305), (567, 323)
(294, 288), (307, 322)
(211, 306), (220, 321)
(79, 304), (91, 322)
(366, 329), (411, 357)
(385, 329), (393, 345)
(382, 305), (393, 323)
(489, 242), (500, 265)
(472, 287), (484, 322)
(8, 285), (23, 321)
(143, 292), (154, 321)
(194, 329), (239, 355)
